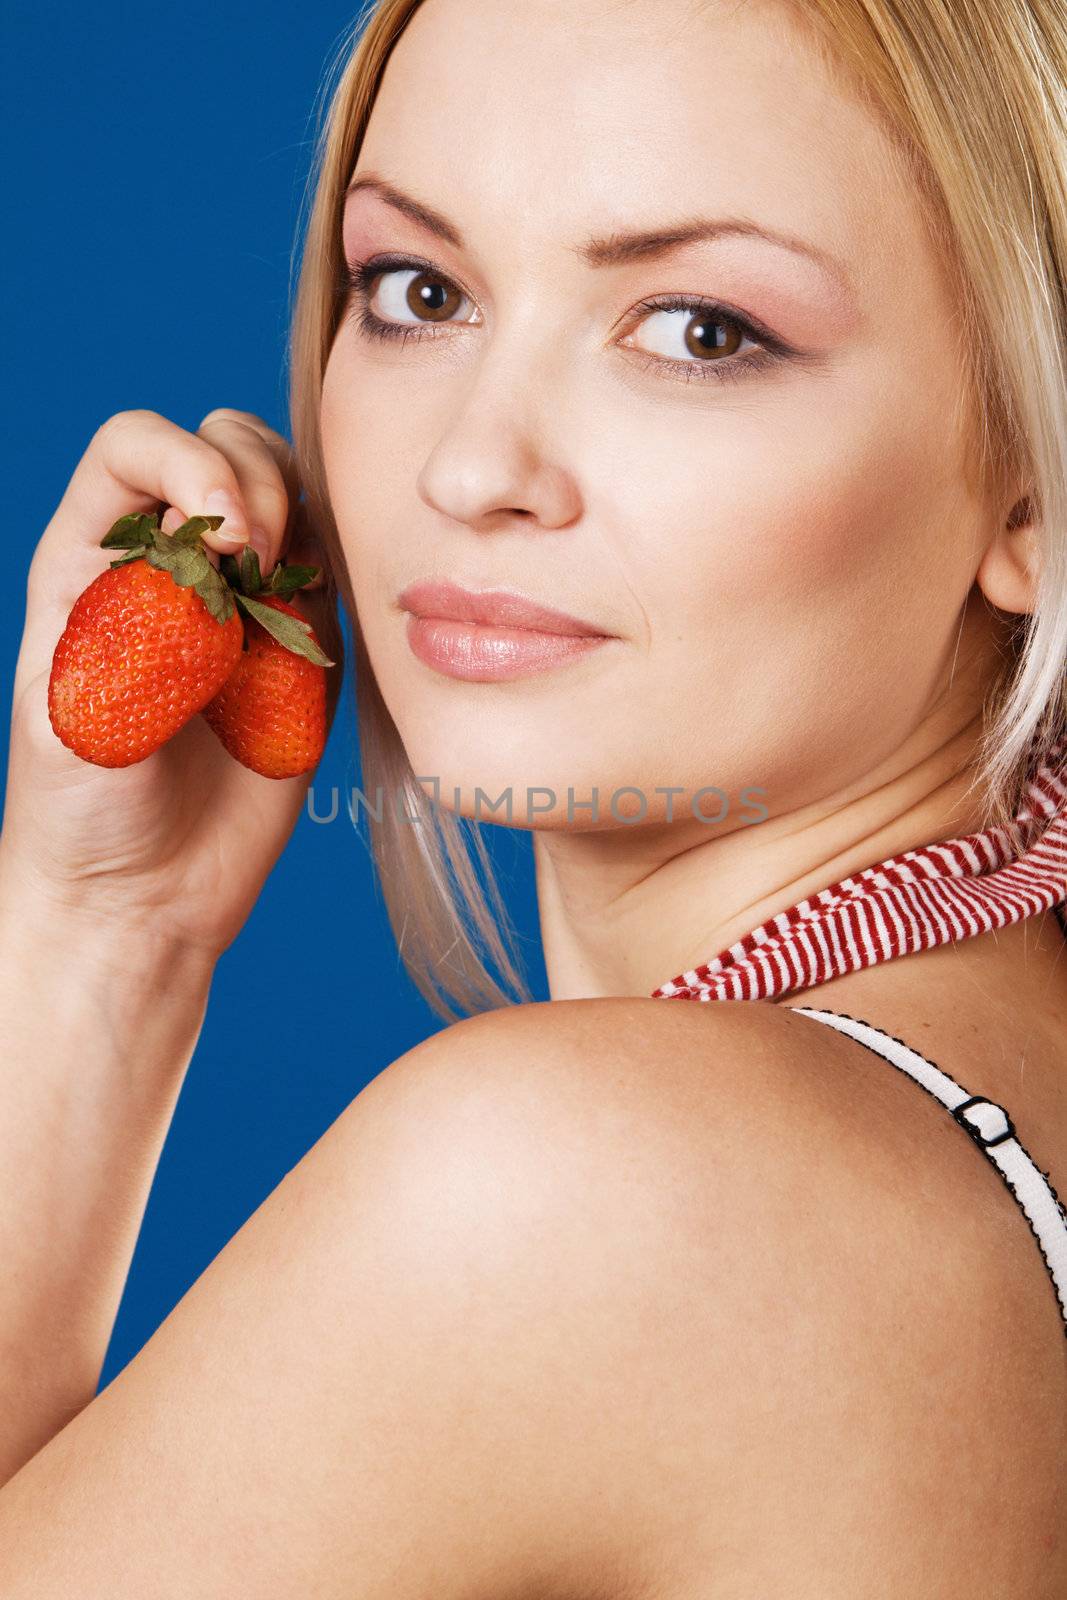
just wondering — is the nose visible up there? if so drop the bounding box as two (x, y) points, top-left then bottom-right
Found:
(414, 353), (582, 535)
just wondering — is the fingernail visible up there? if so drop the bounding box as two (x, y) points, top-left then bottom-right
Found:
(204, 488), (249, 541)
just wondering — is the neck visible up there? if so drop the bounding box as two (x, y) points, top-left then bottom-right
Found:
(533, 618), (1017, 1002)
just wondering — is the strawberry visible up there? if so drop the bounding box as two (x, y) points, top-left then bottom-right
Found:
(48, 511), (245, 768)
(198, 544), (335, 779)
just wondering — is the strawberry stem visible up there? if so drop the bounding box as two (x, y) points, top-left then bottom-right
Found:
(97, 511), (331, 651)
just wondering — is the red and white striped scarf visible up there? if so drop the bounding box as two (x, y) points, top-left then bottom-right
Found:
(650, 737), (1067, 1003)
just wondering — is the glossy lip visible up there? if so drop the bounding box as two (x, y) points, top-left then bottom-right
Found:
(397, 579), (611, 638)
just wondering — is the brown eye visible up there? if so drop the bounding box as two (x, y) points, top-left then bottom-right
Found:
(683, 315), (744, 359)
(369, 267), (472, 325)
(623, 304), (756, 366)
(343, 256), (789, 386)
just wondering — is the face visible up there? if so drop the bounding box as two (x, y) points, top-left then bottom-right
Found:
(320, 0), (1002, 836)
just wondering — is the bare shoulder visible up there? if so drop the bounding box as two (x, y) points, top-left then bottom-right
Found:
(409, 996), (1067, 1596)
(8, 997), (1062, 1597)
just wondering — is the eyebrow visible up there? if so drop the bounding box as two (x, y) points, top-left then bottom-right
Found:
(343, 173), (854, 295)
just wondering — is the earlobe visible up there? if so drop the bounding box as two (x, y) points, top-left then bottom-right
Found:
(974, 494), (1041, 615)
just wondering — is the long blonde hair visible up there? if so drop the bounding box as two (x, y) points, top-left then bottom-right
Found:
(287, 0), (1067, 1023)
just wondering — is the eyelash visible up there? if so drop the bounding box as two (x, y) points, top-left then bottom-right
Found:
(340, 253), (794, 387)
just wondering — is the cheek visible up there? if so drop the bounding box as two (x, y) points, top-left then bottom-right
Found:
(604, 375), (961, 657)
(584, 370), (972, 792)
(319, 342), (413, 598)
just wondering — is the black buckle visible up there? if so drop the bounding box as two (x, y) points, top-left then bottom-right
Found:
(951, 1095), (1016, 1148)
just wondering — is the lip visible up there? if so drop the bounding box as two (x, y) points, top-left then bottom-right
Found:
(403, 615), (611, 681)
(398, 579), (609, 638)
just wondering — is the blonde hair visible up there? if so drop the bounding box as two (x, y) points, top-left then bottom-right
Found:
(287, 0), (1067, 1023)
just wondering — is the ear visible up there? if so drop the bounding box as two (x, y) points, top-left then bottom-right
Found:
(974, 492), (1041, 615)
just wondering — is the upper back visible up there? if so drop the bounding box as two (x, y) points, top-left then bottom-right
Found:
(779, 906), (1067, 1219)
(580, 982), (1067, 1596)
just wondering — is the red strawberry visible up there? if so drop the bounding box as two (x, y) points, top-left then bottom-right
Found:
(48, 511), (245, 768)
(199, 547), (335, 779)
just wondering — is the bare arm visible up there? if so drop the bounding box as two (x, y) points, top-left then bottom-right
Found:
(0, 891), (216, 1484)
(0, 403), (342, 1483)
(0, 1000), (707, 1599)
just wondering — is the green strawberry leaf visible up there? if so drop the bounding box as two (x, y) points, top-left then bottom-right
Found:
(267, 564), (320, 597)
(169, 548), (214, 588)
(170, 523), (207, 549)
(194, 564), (238, 623)
(169, 514), (225, 546)
(100, 512), (161, 549)
(235, 592), (335, 667)
(219, 552), (243, 589)
(145, 545), (237, 623)
(238, 545), (263, 595)
(108, 547), (148, 568)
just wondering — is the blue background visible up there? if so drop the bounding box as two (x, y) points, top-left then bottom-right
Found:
(5, 1), (548, 1389)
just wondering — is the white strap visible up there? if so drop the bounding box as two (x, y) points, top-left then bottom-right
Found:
(789, 1006), (1067, 1338)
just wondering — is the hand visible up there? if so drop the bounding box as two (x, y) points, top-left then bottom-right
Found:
(0, 407), (345, 961)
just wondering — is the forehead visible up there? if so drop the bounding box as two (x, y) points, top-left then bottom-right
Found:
(352, 0), (915, 295)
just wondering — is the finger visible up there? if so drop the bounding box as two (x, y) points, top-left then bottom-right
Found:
(25, 410), (252, 653)
(33, 409), (257, 570)
(197, 409), (301, 510)
(20, 410), (264, 692)
(160, 505), (187, 535)
(195, 411), (298, 577)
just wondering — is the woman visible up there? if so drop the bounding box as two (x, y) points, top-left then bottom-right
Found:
(0, 0), (1064, 1590)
